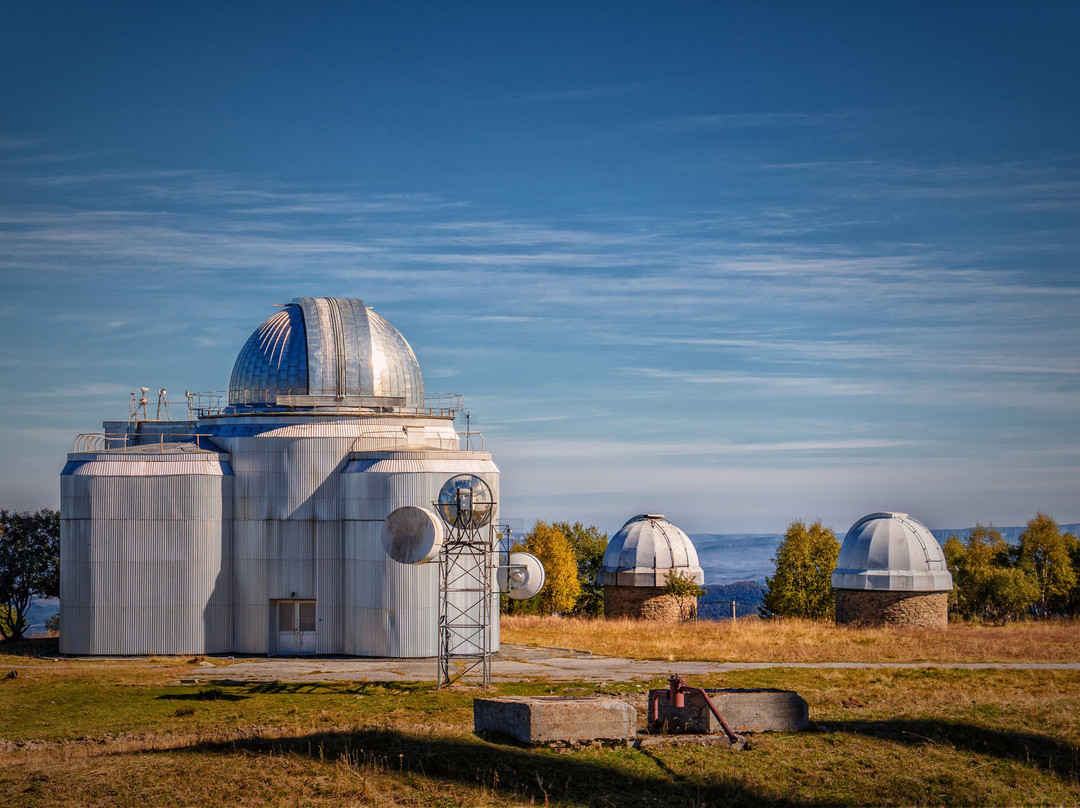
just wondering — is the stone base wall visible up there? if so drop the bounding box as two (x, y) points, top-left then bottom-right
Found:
(604, 585), (697, 621)
(835, 589), (948, 629)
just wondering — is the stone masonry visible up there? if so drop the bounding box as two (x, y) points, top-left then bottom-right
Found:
(835, 589), (948, 629)
(604, 585), (697, 621)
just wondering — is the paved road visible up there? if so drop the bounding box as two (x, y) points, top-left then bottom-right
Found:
(185, 644), (1080, 685)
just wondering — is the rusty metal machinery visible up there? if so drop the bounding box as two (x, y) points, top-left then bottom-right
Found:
(648, 674), (743, 745)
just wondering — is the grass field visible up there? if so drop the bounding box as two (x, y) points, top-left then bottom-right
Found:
(0, 621), (1078, 807)
(500, 614), (1080, 664)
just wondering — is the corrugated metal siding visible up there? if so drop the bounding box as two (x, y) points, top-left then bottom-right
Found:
(61, 415), (500, 658)
(222, 432), (353, 654)
(341, 460), (499, 656)
(60, 454), (232, 655)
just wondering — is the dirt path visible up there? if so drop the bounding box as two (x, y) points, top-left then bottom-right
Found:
(177, 643), (1080, 685)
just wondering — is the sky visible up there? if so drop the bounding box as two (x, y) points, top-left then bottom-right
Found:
(1, 1), (1078, 537)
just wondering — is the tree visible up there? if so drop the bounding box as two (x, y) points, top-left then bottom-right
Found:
(763, 520), (839, 620)
(1019, 512), (1077, 617)
(508, 521), (581, 616)
(552, 521), (607, 617)
(978, 567), (1039, 624)
(662, 569), (705, 622)
(0, 509), (60, 641)
(944, 524), (1015, 620)
(942, 533), (967, 613)
(943, 523), (1045, 623)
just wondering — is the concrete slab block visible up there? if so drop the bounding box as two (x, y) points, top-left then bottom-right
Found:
(474, 696), (637, 744)
(650, 688), (809, 734)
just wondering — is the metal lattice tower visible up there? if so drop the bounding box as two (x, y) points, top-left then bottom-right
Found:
(436, 486), (495, 689)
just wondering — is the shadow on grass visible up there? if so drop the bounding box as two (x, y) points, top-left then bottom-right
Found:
(240, 681), (426, 696)
(0, 637), (57, 657)
(156, 688), (248, 702)
(174, 726), (794, 807)
(832, 718), (1080, 784)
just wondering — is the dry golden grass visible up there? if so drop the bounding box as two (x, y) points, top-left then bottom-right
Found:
(500, 614), (1080, 663)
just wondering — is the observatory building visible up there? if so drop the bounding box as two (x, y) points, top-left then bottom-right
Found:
(60, 297), (500, 657)
(832, 512), (953, 629)
(599, 514), (705, 620)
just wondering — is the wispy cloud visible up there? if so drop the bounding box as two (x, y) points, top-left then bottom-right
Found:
(0, 136), (45, 150)
(459, 82), (653, 108)
(504, 436), (917, 461)
(635, 110), (858, 134)
(764, 156), (1080, 212)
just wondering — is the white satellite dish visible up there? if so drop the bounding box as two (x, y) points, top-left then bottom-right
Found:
(497, 552), (546, 600)
(381, 506), (445, 565)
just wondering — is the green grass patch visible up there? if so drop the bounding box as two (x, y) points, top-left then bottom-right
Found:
(0, 658), (1078, 805)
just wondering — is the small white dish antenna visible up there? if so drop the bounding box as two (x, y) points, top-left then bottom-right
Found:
(497, 552), (546, 600)
(381, 506), (445, 565)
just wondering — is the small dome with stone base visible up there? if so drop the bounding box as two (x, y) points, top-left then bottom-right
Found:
(832, 512), (953, 629)
(600, 514), (704, 621)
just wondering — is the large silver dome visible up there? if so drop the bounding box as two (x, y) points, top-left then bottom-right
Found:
(832, 512), (953, 592)
(599, 514), (705, 587)
(229, 297), (424, 409)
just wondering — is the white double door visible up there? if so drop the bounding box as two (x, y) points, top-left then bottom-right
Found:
(276, 599), (317, 655)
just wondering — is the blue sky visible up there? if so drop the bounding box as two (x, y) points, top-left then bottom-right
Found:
(2, 2), (1078, 536)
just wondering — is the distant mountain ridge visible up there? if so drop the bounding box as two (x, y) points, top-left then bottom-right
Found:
(689, 533), (782, 586)
(690, 523), (1080, 586)
(930, 524), (1080, 543)
(698, 582), (766, 620)
(24, 597), (59, 637)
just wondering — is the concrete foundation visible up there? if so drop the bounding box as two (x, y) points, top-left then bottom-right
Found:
(650, 688), (809, 734)
(473, 696), (637, 744)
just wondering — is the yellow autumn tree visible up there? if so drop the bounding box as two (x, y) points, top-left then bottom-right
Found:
(523, 520), (581, 615)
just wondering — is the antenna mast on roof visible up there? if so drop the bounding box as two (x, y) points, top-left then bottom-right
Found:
(129, 387), (149, 422)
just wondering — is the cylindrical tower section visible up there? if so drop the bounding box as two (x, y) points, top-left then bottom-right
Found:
(342, 450), (499, 657)
(59, 448), (233, 655)
(217, 428), (354, 655)
(213, 416), (461, 655)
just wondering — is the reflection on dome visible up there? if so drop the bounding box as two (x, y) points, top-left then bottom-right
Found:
(228, 297), (424, 409)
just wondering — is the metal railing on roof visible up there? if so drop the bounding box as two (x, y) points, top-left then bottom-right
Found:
(72, 433), (218, 453)
(186, 390), (464, 418)
(459, 430), (485, 451)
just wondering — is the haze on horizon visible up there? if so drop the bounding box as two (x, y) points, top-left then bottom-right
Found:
(1, 2), (1078, 537)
